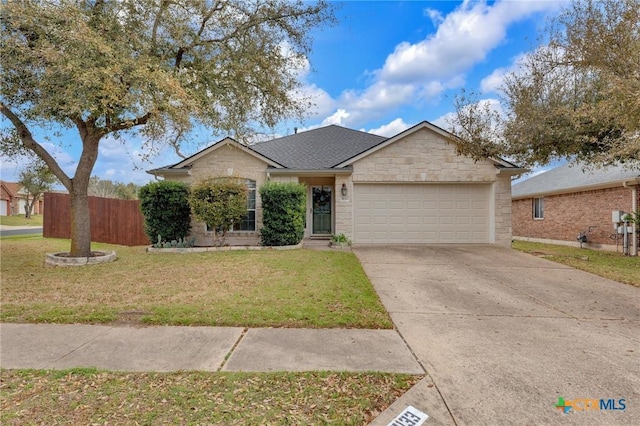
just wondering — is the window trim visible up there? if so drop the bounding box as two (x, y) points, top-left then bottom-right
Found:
(533, 197), (544, 220)
(232, 179), (256, 232)
(203, 179), (257, 233)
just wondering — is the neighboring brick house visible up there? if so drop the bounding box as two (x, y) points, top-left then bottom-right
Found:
(0, 180), (44, 216)
(512, 164), (640, 255)
(149, 122), (523, 246)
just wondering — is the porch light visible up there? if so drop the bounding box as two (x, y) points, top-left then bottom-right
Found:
(341, 183), (348, 197)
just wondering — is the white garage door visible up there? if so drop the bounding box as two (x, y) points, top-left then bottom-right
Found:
(354, 184), (491, 243)
(0, 201), (7, 216)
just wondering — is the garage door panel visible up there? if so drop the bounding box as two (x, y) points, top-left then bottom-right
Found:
(354, 184), (490, 243)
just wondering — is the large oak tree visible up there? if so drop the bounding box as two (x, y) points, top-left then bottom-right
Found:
(448, 0), (640, 169)
(0, 0), (334, 256)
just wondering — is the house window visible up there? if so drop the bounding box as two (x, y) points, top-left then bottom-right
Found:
(204, 179), (256, 232)
(533, 197), (544, 219)
(233, 179), (256, 231)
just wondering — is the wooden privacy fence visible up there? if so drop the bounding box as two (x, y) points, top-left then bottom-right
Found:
(43, 192), (150, 246)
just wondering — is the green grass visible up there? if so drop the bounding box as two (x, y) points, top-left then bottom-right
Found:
(0, 214), (43, 227)
(0, 237), (392, 328)
(512, 240), (640, 287)
(0, 369), (422, 425)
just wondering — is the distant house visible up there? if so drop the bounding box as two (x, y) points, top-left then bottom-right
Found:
(0, 181), (44, 216)
(511, 163), (640, 255)
(148, 122), (523, 247)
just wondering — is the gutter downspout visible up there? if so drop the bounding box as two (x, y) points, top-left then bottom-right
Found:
(623, 180), (639, 256)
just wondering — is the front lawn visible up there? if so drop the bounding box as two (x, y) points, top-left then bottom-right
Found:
(0, 237), (392, 328)
(512, 240), (640, 287)
(0, 214), (43, 227)
(0, 369), (421, 425)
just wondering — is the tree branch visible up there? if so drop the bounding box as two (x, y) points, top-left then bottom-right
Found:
(106, 112), (153, 134)
(0, 102), (72, 189)
(151, 0), (171, 49)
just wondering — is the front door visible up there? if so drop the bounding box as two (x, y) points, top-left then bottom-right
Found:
(312, 186), (332, 235)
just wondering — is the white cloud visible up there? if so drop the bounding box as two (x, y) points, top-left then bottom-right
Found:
(430, 111), (457, 131)
(424, 8), (444, 26)
(341, 81), (416, 123)
(0, 156), (21, 182)
(93, 136), (157, 185)
(300, 83), (335, 118)
(480, 53), (527, 93)
(480, 67), (508, 93)
(378, 0), (554, 84)
(321, 109), (351, 126)
(367, 118), (412, 137)
(310, 0), (557, 130)
(430, 97), (504, 134)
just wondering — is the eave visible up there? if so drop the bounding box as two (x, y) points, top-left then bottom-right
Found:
(512, 177), (640, 200)
(147, 167), (191, 177)
(266, 167), (353, 177)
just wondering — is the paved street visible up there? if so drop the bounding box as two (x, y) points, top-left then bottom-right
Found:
(0, 226), (42, 236)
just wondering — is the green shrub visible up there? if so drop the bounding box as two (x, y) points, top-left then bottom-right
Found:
(139, 181), (191, 243)
(260, 181), (306, 246)
(331, 233), (352, 245)
(188, 178), (247, 246)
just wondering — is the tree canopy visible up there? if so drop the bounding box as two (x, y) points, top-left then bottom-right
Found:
(18, 159), (57, 218)
(0, 0), (334, 256)
(448, 0), (640, 169)
(88, 176), (140, 200)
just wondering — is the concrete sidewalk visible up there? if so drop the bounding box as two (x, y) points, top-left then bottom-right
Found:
(0, 323), (424, 374)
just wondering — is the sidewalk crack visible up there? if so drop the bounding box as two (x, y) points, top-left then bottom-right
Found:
(217, 327), (248, 371)
(47, 325), (114, 369)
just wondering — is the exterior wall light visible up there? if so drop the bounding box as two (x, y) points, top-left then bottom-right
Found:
(341, 183), (348, 197)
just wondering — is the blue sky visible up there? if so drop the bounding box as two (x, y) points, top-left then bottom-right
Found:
(0, 0), (565, 186)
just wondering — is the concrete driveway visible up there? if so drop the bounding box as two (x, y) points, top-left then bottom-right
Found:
(354, 245), (639, 426)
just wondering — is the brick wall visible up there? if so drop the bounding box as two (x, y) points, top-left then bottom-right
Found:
(512, 186), (638, 245)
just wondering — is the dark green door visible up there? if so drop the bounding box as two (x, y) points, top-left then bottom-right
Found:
(312, 186), (332, 234)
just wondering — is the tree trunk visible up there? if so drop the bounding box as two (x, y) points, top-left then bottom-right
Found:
(69, 181), (92, 257)
(24, 196), (33, 219)
(67, 133), (100, 258)
(24, 193), (38, 219)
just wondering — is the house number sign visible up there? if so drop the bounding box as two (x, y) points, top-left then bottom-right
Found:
(386, 405), (429, 426)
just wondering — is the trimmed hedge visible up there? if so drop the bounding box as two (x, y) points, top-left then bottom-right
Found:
(260, 181), (306, 246)
(139, 181), (191, 243)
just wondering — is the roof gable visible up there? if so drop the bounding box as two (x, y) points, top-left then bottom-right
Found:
(0, 181), (21, 197)
(512, 162), (640, 198)
(173, 137), (284, 169)
(148, 137), (284, 176)
(335, 121), (517, 169)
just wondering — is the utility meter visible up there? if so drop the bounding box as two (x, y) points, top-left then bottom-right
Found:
(612, 210), (625, 223)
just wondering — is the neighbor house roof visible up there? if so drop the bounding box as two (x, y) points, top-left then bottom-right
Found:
(0, 181), (21, 198)
(148, 122), (523, 176)
(512, 162), (640, 199)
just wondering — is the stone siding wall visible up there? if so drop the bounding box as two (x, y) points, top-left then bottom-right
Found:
(352, 128), (497, 183)
(493, 175), (514, 246)
(350, 127), (512, 245)
(334, 176), (353, 239)
(171, 143), (268, 246)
